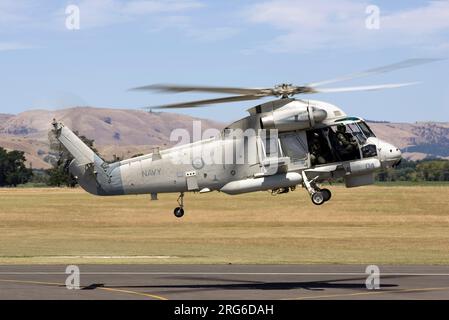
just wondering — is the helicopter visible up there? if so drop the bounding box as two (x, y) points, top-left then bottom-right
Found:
(51, 58), (439, 218)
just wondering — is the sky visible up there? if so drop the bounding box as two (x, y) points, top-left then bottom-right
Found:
(0, 0), (449, 123)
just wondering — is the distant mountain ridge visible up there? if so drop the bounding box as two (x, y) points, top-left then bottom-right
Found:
(0, 107), (222, 169)
(0, 113), (14, 124)
(367, 121), (449, 161)
(0, 107), (447, 169)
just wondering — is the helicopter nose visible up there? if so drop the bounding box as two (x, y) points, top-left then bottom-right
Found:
(378, 140), (402, 168)
(389, 147), (402, 167)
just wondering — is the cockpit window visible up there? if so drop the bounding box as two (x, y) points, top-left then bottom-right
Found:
(357, 121), (376, 139)
(347, 123), (367, 145)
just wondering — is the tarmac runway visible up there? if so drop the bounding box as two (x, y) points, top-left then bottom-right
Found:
(0, 264), (449, 300)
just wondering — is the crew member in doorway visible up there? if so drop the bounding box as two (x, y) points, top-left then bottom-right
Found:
(336, 124), (358, 158)
(310, 133), (327, 165)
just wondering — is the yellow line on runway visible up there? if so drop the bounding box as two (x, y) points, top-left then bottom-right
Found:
(286, 286), (449, 300)
(0, 278), (168, 300)
(0, 279), (63, 286)
(98, 287), (168, 300)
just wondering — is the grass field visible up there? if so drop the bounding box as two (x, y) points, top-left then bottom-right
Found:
(0, 186), (448, 265)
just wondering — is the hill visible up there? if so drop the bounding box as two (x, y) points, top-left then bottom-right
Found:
(0, 107), (222, 169)
(0, 114), (13, 123)
(368, 121), (449, 161)
(0, 107), (448, 169)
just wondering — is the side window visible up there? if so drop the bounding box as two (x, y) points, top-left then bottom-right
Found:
(280, 133), (307, 162)
(361, 144), (377, 158)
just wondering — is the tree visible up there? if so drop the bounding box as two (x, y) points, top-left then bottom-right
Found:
(416, 160), (449, 181)
(374, 158), (449, 182)
(0, 147), (33, 187)
(46, 131), (98, 187)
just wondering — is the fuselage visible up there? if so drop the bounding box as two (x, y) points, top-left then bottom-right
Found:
(55, 98), (401, 196)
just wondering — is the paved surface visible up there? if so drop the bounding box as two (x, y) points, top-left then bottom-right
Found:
(1, 265), (449, 300)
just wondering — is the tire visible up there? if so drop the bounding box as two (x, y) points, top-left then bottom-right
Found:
(174, 207), (184, 218)
(321, 188), (332, 202)
(311, 192), (325, 205)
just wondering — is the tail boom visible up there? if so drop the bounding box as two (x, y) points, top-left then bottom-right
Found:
(52, 120), (124, 196)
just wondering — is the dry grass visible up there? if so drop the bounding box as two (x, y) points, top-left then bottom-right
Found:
(0, 186), (448, 265)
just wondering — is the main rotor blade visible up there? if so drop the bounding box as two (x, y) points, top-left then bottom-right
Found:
(145, 94), (264, 109)
(314, 82), (419, 93)
(132, 84), (269, 96)
(308, 58), (442, 87)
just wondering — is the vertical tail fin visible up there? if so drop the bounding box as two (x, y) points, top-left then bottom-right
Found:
(51, 120), (99, 166)
(51, 120), (125, 196)
(51, 120), (113, 195)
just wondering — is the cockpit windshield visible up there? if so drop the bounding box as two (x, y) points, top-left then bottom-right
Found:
(357, 121), (376, 139)
(347, 122), (367, 145)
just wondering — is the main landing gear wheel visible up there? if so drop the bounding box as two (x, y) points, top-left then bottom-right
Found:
(321, 188), (332, 202)
(311, 191), (325, 205)
(301, 172), (331, 206)
(174, 192), (185, 218)
(174, 207), (184, 218)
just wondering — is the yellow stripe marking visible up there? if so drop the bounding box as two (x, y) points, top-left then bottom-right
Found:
(0, 279), (62, 286)
(0, 278), (168, 300)
(98, 287), (168, 300)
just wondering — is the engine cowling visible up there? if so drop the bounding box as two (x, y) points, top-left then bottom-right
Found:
(260, 105), (327, 132)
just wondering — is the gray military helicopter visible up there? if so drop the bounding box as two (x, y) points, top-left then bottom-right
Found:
(51, 59), (437, 217)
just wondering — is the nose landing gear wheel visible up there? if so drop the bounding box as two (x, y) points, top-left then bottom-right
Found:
(311, 191), (325, 205)
(321, 188), (332, 202)
(174, 207), (184, 218)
